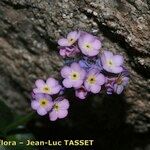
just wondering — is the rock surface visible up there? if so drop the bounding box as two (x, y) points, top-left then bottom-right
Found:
(0, 0), (150, 134)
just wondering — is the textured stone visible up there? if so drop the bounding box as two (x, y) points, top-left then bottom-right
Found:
(0, 0), (150, 133)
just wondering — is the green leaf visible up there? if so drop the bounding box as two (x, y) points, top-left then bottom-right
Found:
(0, 100), (35, 136)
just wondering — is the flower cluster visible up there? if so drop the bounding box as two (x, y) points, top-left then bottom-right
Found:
(31, 31), (129, 121)
(31, 78), (69, 121)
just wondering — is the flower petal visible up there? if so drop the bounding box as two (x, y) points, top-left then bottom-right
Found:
(114, 84), (124, 94)
(82, 33), (94, 42)
(84, 82), (91, 91)
(79, 60), (88, 68)
(104, 51), (113, 59)
(33, 88), (41, 93)
(31, 101), (39, 110)
(37, 108), (47, 116)
(113, 55), (124, 66)
(62, 79), (72, 88)
(103, 65), (112, 73)
(46, 78), (58, 87)
(80, 69), (86, 79)
(96, 74), (105, 85)
(58, 38), (70, 46)
(67, 31), (79, 41)
(59, 99), (70, 109)
(122, 77), (129, 86)
(101, 54), (106, 65)
(87, 49), (99, 57)
(90, 85), (101, 94)
(45, 102), (53, 111)
(35, 79), (45, 88)
(71, 62), (81, 71)
(73, 80), (83, 88)
(78, 33), (95, 56)
(58, 110), (68, 119)
(49, 110), (58, 121)
(112, 66), (123, 73)
(44, 94), (52, 101)
(88, 68), (99, 75)
(51, 85), (62, 95)
(75, 91), (86, 99)
(93, 39), (101, 50)
(59, 49), (66, 57)
(61, 66), (71, 78)
(34, 93), (46, 101)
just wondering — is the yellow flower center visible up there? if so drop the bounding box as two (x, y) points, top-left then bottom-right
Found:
(87, 75), (96, 84)
(42, 85), (51, 93)
(84, 43), (92, 50)
(54, 104), (59, 111)
(70, 72), (80, 80)
(39, 99), (48, 107)
(68, 38), (75, 45)
(107, 60), (114, 67)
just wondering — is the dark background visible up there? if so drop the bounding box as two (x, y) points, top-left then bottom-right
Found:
(0, 0), (150, 150)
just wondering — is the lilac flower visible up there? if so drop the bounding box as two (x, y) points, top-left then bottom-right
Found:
(79, 57), (95, 71)
(114, 75), (129, 94)
(79, 56), (103, 72)
(101, 51), (124, 73)
(31, 92), (36, 99)
(78, 32), (101, 56)
(30, 30), (130, 122)
(61, 62), (86, 88)
(105, 72), (129, 95)
(59, 46), (80, 58)
(33, 78), (62, 95)
(58, 31), (80, 47)
(95, 58), (103, 71)
(75, 86), (88, 99)
(31, 93), (53, 116)
(84, 69), (105, 93)
(59, 87), (66, 96)
(105, 77), (116, 95)
(49, 98), (69, 121)
(79, 57), (94, 69)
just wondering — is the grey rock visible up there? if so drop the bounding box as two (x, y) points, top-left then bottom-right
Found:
(0, 0), (150, 133)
